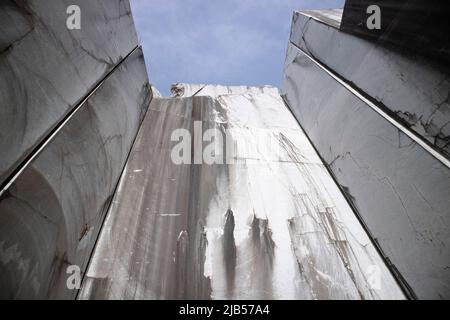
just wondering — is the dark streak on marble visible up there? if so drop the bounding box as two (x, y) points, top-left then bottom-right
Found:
(222, 209), (236, 296)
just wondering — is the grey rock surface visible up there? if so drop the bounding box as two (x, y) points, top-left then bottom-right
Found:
(0, 0), (139, 187)
(282, 41), (450, 299)
(340, 0), (450, 64)
(290, 10), (450, 159)
(0, 47), (150, 299)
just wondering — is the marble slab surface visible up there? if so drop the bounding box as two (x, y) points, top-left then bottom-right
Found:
(290, 11), (450, 159)
(282, 42), (450, 299)
(0, 48), (150, 299)
(0, 0), (139, 187)
(79, 88), (404, 300)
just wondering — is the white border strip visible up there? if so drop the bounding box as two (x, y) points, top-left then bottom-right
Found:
(290, 42), (450, 170)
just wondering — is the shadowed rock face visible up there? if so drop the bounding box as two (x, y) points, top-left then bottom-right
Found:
(289, 10), (450, 160)
(0, 0), (150, 299)
(283, 10), (450, 299)
(0, 0), (139, 188)
(78, 85), (404, 300)
(0, 47), (150, 299)
(340, 0), (450, 64)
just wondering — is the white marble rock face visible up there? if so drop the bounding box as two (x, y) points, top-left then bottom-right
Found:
(78, 86), (404, 300)
(282, 11), (450, 299)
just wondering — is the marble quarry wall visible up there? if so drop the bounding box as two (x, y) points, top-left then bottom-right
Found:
(78, 85), (405, 300)
(282, 9), (450, 299)
(0, 0), (151, 299)
(340, 0), (450, 64)
(1, 0), (449, 301)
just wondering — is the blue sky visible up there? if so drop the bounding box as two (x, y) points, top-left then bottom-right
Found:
(130, 0), (344, 96)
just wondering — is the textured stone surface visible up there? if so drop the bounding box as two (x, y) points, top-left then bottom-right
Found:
(0, 47), (150, 299)
(79, 87), (403, 300)
(340, 0), (450, 64)
(282, 42), (450, 299)
(0, 0), (139, 187)
(290, 10), (450, 160)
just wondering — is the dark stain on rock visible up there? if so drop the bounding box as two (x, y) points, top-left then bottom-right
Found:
(251, 215), (275, 269)
(175, 230), (189, 299)
(197, 229), (212, 300)
(222, 209), (236, 294)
